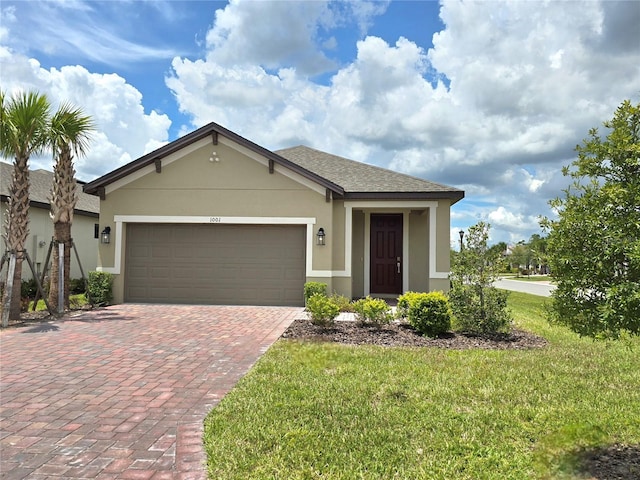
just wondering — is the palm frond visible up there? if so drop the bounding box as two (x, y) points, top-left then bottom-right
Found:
(0, 90), (52, 160)
(50, 102), (95, 158)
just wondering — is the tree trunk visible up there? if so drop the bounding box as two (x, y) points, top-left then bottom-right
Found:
(1, 256), (24, 321)
(48, 222), (72, 311)
(48, 146), (77, 311)
(2, 155), (30, 320)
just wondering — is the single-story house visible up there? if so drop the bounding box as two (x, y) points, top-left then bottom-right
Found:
(83, 122), (464, 306)
(0, 161), (100, 281)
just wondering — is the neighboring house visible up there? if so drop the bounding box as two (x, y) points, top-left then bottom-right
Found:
(83, 122), (464, 306)
(0, 161), (100, 281)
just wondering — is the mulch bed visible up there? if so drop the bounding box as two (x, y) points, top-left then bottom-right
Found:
(281, 319), (548, 350)
(576, 443), (640, 480)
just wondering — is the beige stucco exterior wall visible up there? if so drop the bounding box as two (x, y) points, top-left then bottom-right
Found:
(1, 202), (98, 281)
(431, 199), (452, 292)
(408, 210), (429, 292)
(98, 141), (334, 303)
(351, 210), (365, 298)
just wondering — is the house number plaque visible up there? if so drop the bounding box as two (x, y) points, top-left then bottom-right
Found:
(209, 217), (222, 223)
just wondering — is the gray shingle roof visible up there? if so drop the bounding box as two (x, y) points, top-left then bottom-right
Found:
(1, 161), (99, 215)
(276, 145), (464, 201)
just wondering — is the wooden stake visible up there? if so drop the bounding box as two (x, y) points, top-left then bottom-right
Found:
(1, 253), (16, 328)
(58, 242), (64, 314)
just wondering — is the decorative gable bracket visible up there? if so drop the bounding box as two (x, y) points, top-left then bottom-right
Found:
(154, 159), (162, 173)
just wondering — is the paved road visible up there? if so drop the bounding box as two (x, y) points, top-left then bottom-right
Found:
(494, 277), (556, 297)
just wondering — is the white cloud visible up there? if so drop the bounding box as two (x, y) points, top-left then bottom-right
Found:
(205, 0), (336, 75)
(487, 206), (540, 240)
(164, 0), (639, 244)
(2, 1), (181, 66)
(0, 48), (171, 180)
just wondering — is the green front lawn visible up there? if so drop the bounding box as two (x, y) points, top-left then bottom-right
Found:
(203, 292), (640, 479)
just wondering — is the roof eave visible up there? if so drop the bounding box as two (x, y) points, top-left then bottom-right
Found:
(0, 195), (99, 216)
(344, 191), (465, 204)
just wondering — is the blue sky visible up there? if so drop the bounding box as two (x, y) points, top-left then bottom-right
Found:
(1, 0), (639, 246)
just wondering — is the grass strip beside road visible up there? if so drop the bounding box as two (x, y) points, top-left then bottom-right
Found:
(501, 274), (553, 282)
(203, 292), (640, 479)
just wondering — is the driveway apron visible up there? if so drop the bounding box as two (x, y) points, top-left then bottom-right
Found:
(0, 304), (301, 479)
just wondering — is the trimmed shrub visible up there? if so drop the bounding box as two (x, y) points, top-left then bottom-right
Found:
(330, 293), (354, 313)
(304, 282), (328, 303)
(405, 291), (452, 337)
(353, 296), (392, 327)
(396, 291), (422, 320)
(306, 293), (339, 328)
(86, 271), (113, 306)
(449, 285), (512, 334)
(70, 278), (86, 295)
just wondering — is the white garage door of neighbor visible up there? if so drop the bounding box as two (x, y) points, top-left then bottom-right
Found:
(124, 223), (306, 306)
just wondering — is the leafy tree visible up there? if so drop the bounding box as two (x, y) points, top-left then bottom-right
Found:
(487, 241), (509, 272)
(528, 234), (548, 274)
(449, 221), (512, 333)
(47, 103), (94, 311)
(509, 241), (531, 275)
(0, 91), (52, 320)
(542, 100), (640, 339)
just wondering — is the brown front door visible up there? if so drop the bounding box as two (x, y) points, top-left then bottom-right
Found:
(370, 214), (403, 294)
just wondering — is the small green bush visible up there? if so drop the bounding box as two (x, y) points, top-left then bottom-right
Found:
(21, 278), (38, 298)
(304, 282), (328, 303)
(396, 291), (422, 320)
(405, 291), (452, 337)
(86, 271), (113, 306)
(449, 285), (512, 334)
(306, 293), (340, 328)
(329, 293), (354, 312)
(353, 296), (392, 327)
(70, 278), (86, 295)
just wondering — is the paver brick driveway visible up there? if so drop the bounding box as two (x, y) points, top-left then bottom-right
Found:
(0, 304), (301, 479)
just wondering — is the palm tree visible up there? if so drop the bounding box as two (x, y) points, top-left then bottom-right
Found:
(47, 103), (94, 311)
(1, 90), (52, 321)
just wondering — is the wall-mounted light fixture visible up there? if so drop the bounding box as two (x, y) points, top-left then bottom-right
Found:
(101, 226), (111, 244)
(316, 227), (326, 246)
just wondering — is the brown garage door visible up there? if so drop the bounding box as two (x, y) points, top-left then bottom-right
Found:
(124, 223), (306, 306)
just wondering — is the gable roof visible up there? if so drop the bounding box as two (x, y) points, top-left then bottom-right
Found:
(0, 161), (99, 215)
(83, 122), (344, 198)
(82, 121), (464, 204)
